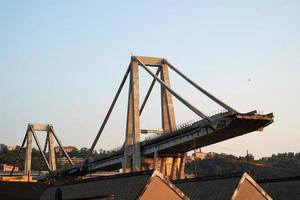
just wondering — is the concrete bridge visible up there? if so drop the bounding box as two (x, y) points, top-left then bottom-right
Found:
(14, 56), (273, 181)
(61, 110), (273, 180)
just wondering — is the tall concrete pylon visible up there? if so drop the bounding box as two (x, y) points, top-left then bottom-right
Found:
(122, 56), (184, 179)
(124, 59), (142, 172)
(24, 127), (33, 176)
(11, 124), (73, 177)
(160, 62), (176, 134)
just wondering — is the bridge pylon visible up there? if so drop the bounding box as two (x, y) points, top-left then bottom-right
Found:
(10, 124), (74, 177)
(87, 55), (239, 180)
(122, 56), (181, 178)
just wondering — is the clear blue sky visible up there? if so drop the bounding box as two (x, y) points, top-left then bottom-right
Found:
(0, 1), (299, 158)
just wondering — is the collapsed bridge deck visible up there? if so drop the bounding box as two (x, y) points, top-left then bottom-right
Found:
(59, 111), (272, 176)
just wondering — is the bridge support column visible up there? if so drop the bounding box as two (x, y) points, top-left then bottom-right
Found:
(10, 123), (73, 178)
(179, 155), (186, 179)
(124, 59), (141, 172)
(24, 128), (33, 176)
(147, 154), (186, 180)
(160, 157), (166, 174)
(48, 128), (57, 171)
(158, 156), (174, 179)
(170, 157), (180, 180)
(152, 151), (158, 169)
(160, 63), (185, 180)
(161, 63), (176, 134)
(122, 57), (186, 177)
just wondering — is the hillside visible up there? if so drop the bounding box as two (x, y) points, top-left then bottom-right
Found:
(185, 152), (300, 179)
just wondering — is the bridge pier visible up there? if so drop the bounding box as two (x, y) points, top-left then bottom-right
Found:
(122, 57), (187, 178)
(160, 157), (166, 174)
(124, 59), (142, 172)
(11, 124), (73, 177)
(24, 128), (33, 176)
(141, 153), (186, 180)
(48, 129), (57, 171)
(179, 155), (186, 179)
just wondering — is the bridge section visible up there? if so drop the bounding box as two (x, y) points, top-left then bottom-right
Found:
(63, 111), (273, 180)
(48, 56), (273, 180)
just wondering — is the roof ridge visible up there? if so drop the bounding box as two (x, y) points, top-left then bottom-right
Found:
(257, 175), (300, 184)
(174, 172), (244, 183)
(50, 170), (154, 187)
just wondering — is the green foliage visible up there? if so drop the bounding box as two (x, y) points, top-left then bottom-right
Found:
(185, 152), (300, 179)
(0, 147), (18, 166)
(0, 146), (114, 171)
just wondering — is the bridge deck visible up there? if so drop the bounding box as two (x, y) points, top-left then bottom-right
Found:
(159, 112), (273, 154)
(77, 112), (273, 173)
(50, 111), (273, 177)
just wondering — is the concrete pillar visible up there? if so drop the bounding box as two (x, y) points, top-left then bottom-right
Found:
(170, 157), (180, 180)
(179, 155), (186, 179)
(160, 64), (180, 178)
(161, 63), (176, 134)
(152, 151), (158, 170)
(24, 128), (33, 176)
(48, 129), (57, 171)
(164, 157), (173, 178)
(123, 80), (133, 172)
(124, 59), (141, 172)
(131, 60), (141, 171)
(160, 157), (166, 174)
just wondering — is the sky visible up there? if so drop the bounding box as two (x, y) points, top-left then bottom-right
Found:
(0, 1), (299, 158)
